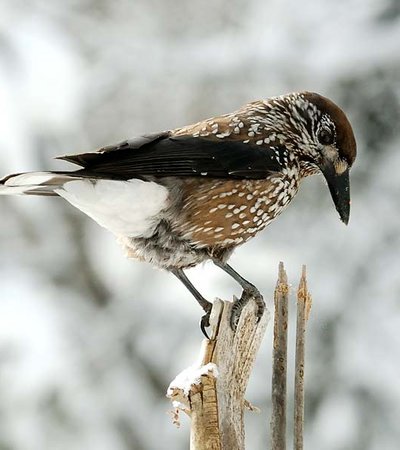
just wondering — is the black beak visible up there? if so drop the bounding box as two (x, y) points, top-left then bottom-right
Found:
(319, 161), (350, 225)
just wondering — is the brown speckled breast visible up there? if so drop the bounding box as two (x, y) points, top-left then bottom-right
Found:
(175, 171), (300, 249)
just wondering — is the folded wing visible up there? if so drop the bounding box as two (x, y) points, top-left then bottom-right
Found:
(57, 132), (284, 180)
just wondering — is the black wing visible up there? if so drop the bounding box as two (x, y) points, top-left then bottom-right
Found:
(57, 132), (284, 180)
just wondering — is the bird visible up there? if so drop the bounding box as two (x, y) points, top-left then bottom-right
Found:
(0, 91), (356, 335)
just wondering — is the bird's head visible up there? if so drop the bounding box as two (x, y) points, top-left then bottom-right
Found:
(276, 92), (357, 225)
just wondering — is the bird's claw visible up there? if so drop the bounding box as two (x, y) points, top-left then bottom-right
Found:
(200, 304), (212, 339)
(230, 287), (265, 332)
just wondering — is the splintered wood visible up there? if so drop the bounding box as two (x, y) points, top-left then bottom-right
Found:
(271, 262), (289, 450)
(294, 266), (312, 450)
(167, 298), (269, 450)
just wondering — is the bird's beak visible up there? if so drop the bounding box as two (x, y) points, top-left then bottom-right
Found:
(319, 155), (350, 225)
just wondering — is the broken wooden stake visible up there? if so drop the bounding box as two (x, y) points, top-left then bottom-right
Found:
(294, 265), (312, 450)
(271, 262), (289, 450)
(167, 297), (269, 450)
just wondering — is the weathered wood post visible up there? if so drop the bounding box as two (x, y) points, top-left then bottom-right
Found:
(293, 266), (312, 450)
(167, 298), (269, 450)
(271, 262), (289, 450)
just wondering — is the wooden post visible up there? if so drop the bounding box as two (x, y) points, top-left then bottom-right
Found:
(293, 266), (312, 450)
(167, 298), (269, 450)
(271, 262), (289, 450)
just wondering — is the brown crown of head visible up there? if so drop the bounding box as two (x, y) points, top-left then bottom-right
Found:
(302, 92), (357, 167)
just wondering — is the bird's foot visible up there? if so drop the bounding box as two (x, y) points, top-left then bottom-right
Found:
(230, 286), (265, 331)
(200, 301), (213, 339)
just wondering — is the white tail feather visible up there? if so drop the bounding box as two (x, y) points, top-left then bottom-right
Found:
(0, 171), (75, 196)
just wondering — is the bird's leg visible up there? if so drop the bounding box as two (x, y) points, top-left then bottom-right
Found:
(212, 260), (265, 331)
(171, 268), (213, 337)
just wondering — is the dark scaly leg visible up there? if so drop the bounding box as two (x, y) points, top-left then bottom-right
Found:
(212, 259), (265, 330)
(171, 268), (212, 337)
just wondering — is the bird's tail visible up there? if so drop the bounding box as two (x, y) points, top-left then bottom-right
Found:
(0, 171), (79, 196)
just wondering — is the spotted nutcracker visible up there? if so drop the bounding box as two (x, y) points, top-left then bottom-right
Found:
(0, 91), (356, 335)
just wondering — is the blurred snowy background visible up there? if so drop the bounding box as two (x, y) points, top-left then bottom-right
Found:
(0, 1), (399, 449)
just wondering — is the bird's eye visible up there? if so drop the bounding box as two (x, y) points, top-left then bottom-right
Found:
(317, 127), (334, 145)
